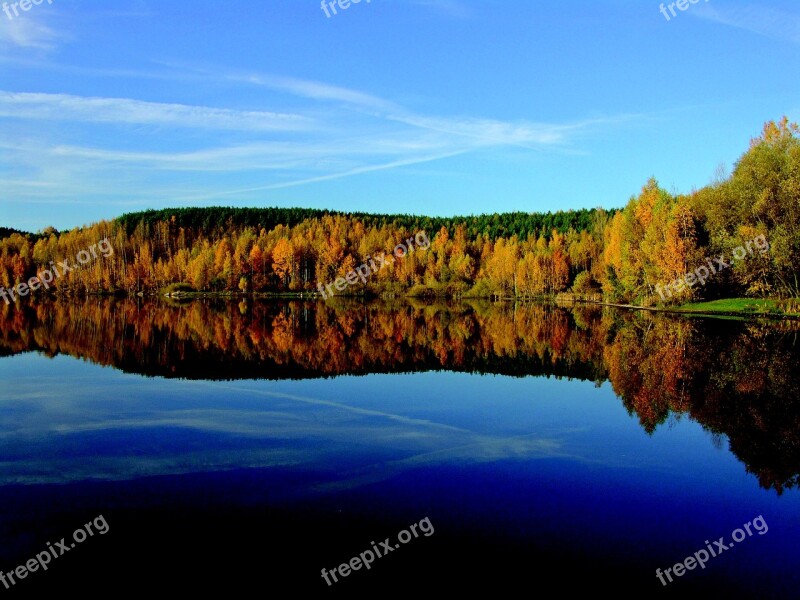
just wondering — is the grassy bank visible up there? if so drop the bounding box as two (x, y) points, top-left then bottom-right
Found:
(671, 298), (800, 318)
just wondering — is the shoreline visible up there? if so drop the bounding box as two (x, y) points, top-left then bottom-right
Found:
(13, 290), (799, 319)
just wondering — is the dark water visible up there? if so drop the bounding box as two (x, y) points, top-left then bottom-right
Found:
(0, 298), (798, 597)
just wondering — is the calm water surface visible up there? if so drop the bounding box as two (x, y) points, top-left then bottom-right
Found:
(0, 299), (798, 596)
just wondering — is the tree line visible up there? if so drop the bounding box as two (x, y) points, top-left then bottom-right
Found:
(1, 117), (798, 304)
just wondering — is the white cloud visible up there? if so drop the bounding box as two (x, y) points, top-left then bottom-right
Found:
(168, 149), (474, 202)
(693, 3), (800, 45)
(0, 14), (61, 50)
(0, 69), (635, 209)
(0, 91), (312, 131)
(388, 114), (572, 147)
(238, 73), (400, 112)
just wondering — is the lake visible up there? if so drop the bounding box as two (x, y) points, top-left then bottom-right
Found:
(0, 298), (798, 596)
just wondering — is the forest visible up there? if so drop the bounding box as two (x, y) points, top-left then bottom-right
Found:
(1, 117), (798, 305)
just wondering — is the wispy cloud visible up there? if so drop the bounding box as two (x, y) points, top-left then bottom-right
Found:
(693, 3), (800, 45)
(237, 73), (400, 112)
(0, 91), (312, 131)
(388, 114), (573, 148)
(168, 149), (474, 202)
(1, 67), (634, 209)
(154, 61), (401, 112)
(0, 380), (579, 487)
(38, 133), (457, 172)
(0, 13), (62, 50)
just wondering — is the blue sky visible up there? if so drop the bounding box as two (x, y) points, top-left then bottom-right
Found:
(1, 0), (798, 231)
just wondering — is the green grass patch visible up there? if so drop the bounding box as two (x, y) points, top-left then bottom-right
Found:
(675, 298), (800, 316)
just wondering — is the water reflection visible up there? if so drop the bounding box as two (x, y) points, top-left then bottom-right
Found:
(1, 297), (798, 494)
